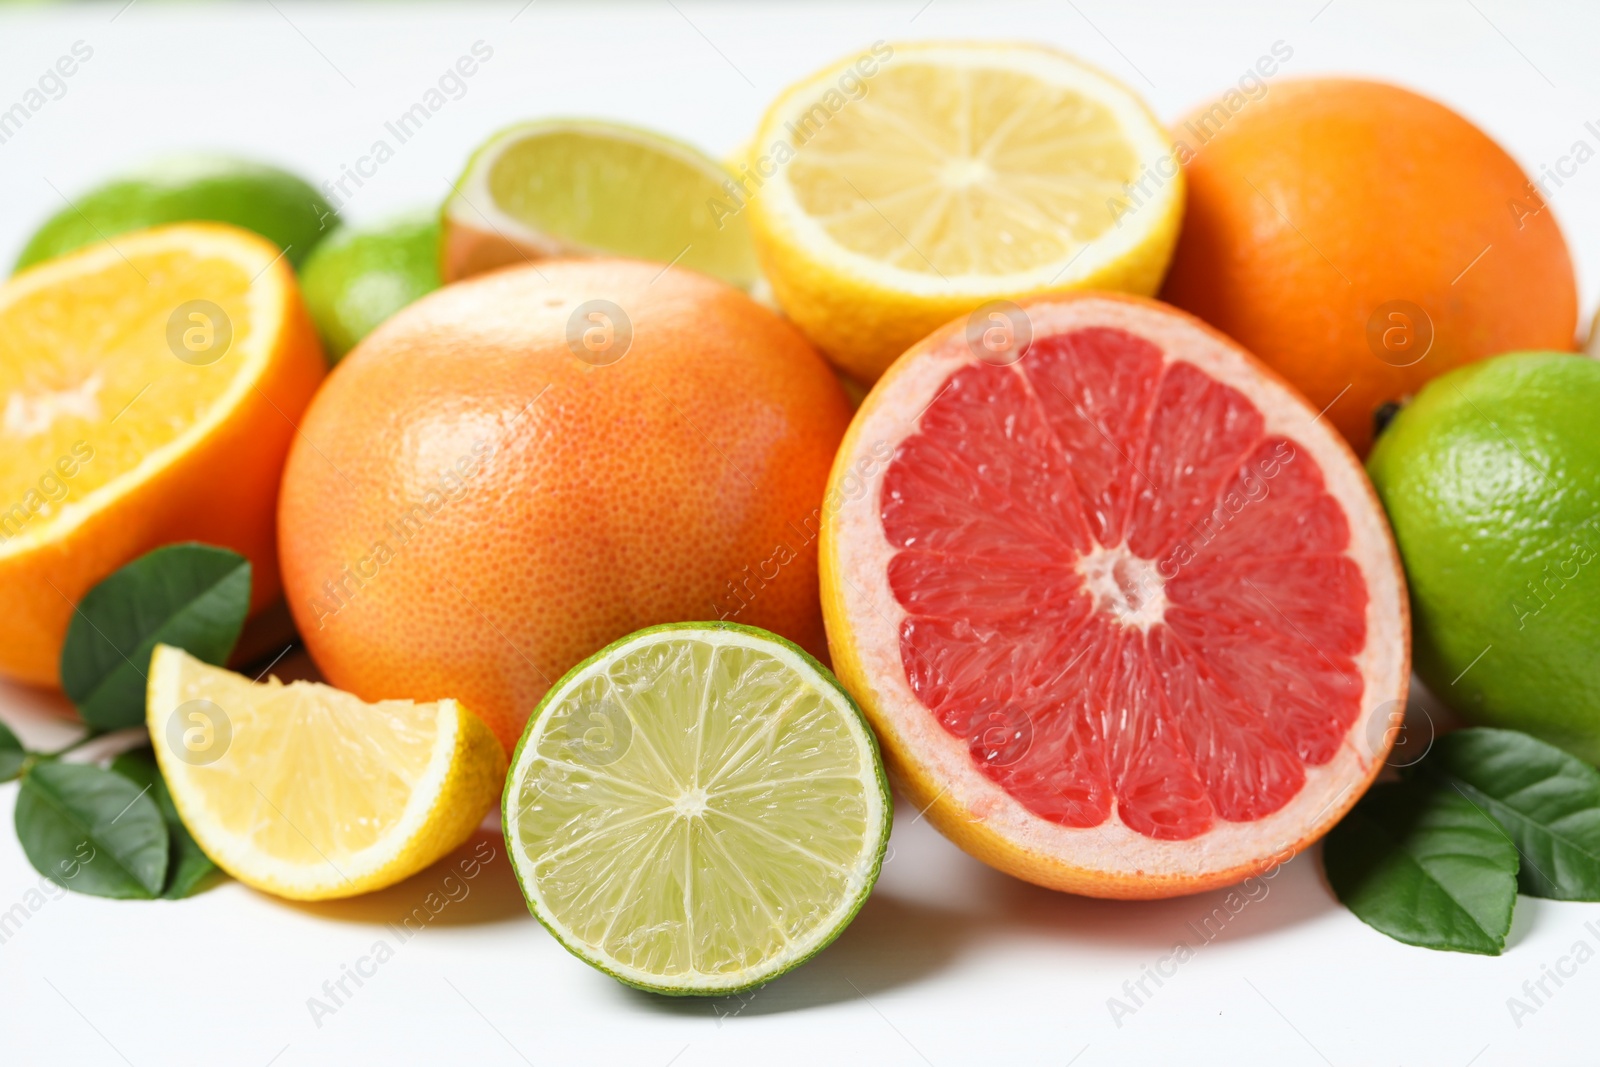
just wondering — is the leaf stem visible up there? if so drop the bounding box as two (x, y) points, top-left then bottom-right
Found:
(34, 731), (106, 761)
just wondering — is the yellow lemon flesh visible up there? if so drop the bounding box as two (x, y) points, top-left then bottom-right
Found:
(148, 644), (505, 901)
(745, 41), (1183, 381)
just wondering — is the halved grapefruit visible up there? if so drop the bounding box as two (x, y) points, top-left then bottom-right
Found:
(821, 292), (1408, 898)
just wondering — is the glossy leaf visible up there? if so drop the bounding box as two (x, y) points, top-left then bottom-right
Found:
(111, 749), (220, 899)
(59, 544), (251, 731)
(0, 720), (25, 782)
(15, 761), (168, 899)
(1415, 728), (1600, 901)
(1324, 780), (1518, 955)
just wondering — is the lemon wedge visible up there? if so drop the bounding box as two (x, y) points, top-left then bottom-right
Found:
(148, 644), (505, 901)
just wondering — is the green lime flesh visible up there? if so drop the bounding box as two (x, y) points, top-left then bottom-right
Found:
(299, 210), (441, 361)
(1368, 351), (1600, 762)
(457, 119), (760, 290)
(14, 155), (334, 273)
(502, 621), (891, 996)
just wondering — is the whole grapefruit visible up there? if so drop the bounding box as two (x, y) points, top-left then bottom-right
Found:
(1160, 78), (1577, 456)
(278, 259), (852, 752)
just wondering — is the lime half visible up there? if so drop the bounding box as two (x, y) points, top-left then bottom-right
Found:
(442, 119), (760, 289)
(502, 622), (891, 995)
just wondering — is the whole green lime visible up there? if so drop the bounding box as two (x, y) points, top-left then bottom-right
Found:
(298, 211), (441, 361)
(1368, 351), (1600, 762)
(14, 155), (334, 273)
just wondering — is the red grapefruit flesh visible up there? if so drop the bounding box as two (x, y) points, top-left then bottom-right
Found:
(821, 292), (1407, 898)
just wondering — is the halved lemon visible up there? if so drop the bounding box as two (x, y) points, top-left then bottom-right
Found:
(746, 41), (1183, 381)
(148, 644), (505, 901)
(0, 222), (325, 686)
(503, 622), (891, 995)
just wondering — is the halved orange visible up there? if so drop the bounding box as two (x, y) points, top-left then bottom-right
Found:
(821, 292), (1408, 898)
(0, 223), (325, 686)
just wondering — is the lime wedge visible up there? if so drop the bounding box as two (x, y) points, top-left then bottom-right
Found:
(502, 622), (891, 995)
(442, 119), (760, 290)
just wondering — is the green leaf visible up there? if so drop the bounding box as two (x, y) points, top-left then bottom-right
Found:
(1413, 728), (1600, 901)
(108, 750), (162, 806)
(14, 761), (168, 899)
(1323, 780), (1519, 955)
(162, 833), (219, 899)
(110, 749), (221, 898)
(0, 720), (26, 782)
(59, 544), (251, 731)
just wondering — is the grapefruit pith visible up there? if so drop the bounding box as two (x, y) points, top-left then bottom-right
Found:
(821, 292), (1408, 898)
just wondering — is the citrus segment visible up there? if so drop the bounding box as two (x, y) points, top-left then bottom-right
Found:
(148, 644), (505, 901)
(0, 223), (324, 686)
(747, 42), (1183, 382)
(823, 292), (1407, 897)
(504, 623), (891, 995)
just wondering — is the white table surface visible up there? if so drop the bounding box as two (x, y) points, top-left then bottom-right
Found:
(2, 2), (1598, 1064)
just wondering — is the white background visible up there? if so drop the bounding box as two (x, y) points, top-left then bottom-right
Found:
(2, 1), (1598, 1064)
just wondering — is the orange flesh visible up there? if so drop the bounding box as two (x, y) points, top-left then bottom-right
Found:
(0, 250), (256, 510)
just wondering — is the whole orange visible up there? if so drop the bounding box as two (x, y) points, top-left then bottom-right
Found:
(1160, 78), (1577, 455)
(277, 259), (852, 752)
